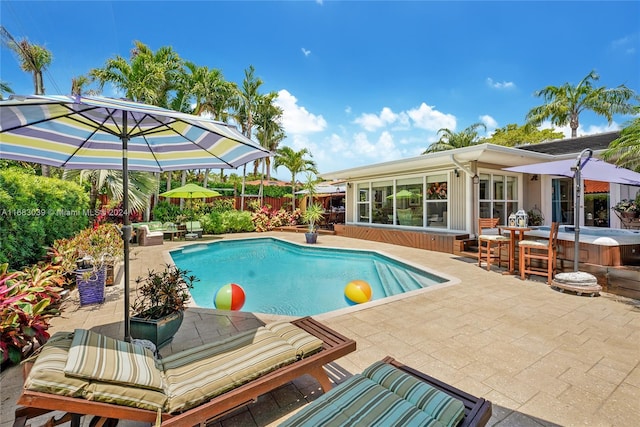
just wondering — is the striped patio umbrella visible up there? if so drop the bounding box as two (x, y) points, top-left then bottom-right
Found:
(0, 94), (271, 340)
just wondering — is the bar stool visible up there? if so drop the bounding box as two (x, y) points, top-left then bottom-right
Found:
(477, 218), (510, 271)
(518, 222), (559, 285)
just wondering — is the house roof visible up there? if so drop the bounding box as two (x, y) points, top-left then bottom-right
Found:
(516, 131), (619, 155)
(320, 132), (620, 181)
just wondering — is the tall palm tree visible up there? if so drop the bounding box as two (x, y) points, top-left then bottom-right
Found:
(423, 123), (486, 153)
(602, 107), (640, 172)
(254, 92), (284, 179)
(1, 26), (52, 96)
(233, 65), (263, 138)
(2, 26), (53, 176)
(70, 74), (96, 96)
(526, 70), (637, 138)
(273, 146), (318, 211)
(90, 40), (183, 107)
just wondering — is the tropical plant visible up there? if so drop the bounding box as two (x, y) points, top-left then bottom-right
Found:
(90, 40), (183, 108)
(62, 169), (158, 214)
(130, 264), (198, 320)
(251, 206), (301, 232)
(254, 92), (285, 181)
(483, 123), (564, 146)
(0, 262), (64, 365)
(273, 146), (318, 211)
(0, 80), (13, 99)
(1, 26), (52, 96)
(302, 203), (325, 233)
(526, 70), (637, 138)
(601, 107), (640, 172)
(423, 123), (486, 153)
(233, 65), (263, 141)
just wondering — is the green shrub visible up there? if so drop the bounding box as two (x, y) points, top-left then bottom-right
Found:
(222, 210), (255, 233)
(152, 200), (181, 222)
(0, 169), (89, 269)
(201, 212), (225, 234)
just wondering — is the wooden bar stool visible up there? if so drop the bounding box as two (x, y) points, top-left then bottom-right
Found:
(518, 222), (559, 285)
(477, 218), (511, 271)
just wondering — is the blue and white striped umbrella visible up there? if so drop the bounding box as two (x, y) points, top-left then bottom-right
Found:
(0, 95), (270, 171)
(0, 94), (271, 341)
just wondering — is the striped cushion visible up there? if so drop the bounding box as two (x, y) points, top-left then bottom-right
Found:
(264, 321), (324, 358)
(64, 329), (164, 392)
(280, 374), (442, 426)
(24, 332), (89, 398)
(363, 362), (465, 427)
(86, 381), (167, 411)
(163, 327), (298, 413)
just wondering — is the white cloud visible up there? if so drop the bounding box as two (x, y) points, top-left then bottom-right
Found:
(407, 103), (456, 131)
(301, 48), (311, 57)
(611, 33), (638, 55)
(479, 114), (498, 133)
(345, 106), (352, 114)
(486, 77), (515, 89)
(274, 89), (327, 134)
(353, 107), (400, 131)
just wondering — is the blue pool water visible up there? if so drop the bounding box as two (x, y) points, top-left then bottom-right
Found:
(170, 237), (448, 316)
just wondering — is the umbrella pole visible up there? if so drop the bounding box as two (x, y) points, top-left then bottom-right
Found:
(573, 149), (593, 272)
(121, 112), (132, 341)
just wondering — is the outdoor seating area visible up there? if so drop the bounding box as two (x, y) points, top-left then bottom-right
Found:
(14, 317), (357, 427)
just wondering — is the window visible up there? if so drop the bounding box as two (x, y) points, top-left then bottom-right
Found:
(372, 180), (393, 224)
(425, 175), (447, 228)
(552, 178), (573, 225)
(356, 183), (370, 223)
(396, 177), (423, 226)
(479, 173), (518, 225)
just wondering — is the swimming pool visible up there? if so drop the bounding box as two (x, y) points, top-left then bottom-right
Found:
(169, 237), (453, 317)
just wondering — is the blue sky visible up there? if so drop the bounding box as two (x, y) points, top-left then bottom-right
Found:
(2, 1), (639, 180)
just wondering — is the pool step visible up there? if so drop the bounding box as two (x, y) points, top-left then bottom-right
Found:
(374, 261), (426, 296)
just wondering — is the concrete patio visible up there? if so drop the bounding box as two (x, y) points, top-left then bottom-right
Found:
(1, 232), (639, 427)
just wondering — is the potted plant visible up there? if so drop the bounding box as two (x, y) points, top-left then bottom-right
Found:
(129, 264), (199, 348)
(613, 199), (639, 218)
(526, 207), (545, 227)
(302, 203), (325, 244)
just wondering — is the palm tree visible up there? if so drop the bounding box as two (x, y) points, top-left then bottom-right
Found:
(602, 107), (640, 172)
(63, 169), (158, 214)
(90, 40), (183, 107)
(526, 70), (637, 138)
(1, 26), (52, 96)
(233, 65), (263, 139)
(70, 74), (95, 96)
(273, 146), (318, 211)
(254, 92), (285, 180)
(0, 80), (13, 99)
(423, 123), (486, 153)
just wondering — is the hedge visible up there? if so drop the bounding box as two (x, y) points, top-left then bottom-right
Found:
(0, 169), (90, 269)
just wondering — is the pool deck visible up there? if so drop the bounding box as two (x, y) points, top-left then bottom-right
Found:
(2, 232), (639, 427)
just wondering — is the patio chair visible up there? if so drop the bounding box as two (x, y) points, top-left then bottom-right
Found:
(518, 222), (559, 285)
(280, 356), (492, 427)
(477, 218), (510, 271)
(14, 317), (356, 427)
(138, 225), (164, 246)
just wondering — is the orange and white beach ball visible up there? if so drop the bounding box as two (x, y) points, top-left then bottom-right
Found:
(214, 283), (246, 311)
(344, 280), (372, 304)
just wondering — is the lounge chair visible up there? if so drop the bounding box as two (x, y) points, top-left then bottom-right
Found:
(13, 317), (356, 427)
(281, 356), (492, 427)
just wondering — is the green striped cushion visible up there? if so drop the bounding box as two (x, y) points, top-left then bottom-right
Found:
(63, 329), (164, 392)
(24, 332), (89, 398)
(163, 327), (297, 413)
(86, 381), (167, 411)
(363, 362), (465, 427)
(280, 374), (442, 426)
(264, 321), (323, 358)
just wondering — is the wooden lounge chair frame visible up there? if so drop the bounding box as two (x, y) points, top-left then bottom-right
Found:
(13, 317), (356, 427)
(383, 356), (492, 427)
